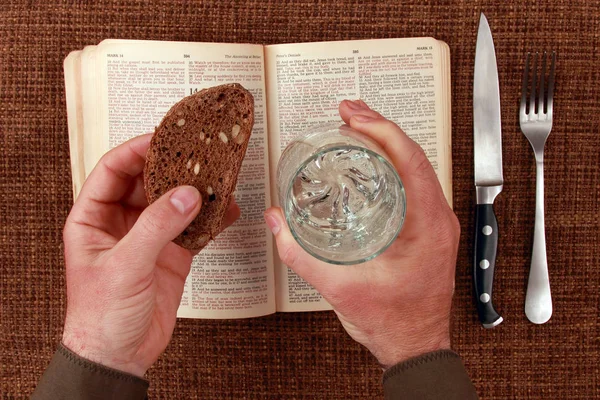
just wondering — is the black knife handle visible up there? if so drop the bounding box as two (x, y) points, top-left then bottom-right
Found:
(474, 204), (503, 328)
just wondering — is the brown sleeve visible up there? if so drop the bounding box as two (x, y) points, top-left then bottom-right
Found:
(31, 343), (149, 400)
(382, 350), (478, 400)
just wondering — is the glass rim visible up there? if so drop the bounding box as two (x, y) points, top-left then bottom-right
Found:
(283, 143), (406, 265)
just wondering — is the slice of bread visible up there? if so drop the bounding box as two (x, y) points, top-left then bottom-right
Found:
(143, 83), (254, 250)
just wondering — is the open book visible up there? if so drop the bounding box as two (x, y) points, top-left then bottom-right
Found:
(64, 38), (451, 319)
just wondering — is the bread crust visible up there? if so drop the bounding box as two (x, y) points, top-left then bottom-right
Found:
(143, 83), (254, 250)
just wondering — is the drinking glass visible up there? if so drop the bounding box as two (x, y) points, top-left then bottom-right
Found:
(276, 122), (406, 265)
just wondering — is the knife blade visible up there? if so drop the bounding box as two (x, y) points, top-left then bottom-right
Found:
(473, 12), (503, 329)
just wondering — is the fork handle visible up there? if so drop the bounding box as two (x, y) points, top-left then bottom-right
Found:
(525, 160), (552, 324)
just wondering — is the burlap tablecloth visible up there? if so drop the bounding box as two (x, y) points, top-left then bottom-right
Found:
(1, 1), (598, 398)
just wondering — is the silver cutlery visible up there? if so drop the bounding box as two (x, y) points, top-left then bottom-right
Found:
(473, 13), (504, 328)
(520, 51), (556, 324)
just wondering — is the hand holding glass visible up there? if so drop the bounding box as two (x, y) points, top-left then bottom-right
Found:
(276, 123), (406, 265)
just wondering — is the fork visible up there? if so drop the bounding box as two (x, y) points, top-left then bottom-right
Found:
(520, 52), (556, 324)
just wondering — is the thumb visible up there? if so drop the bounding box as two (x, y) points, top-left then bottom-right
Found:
(121, 186), (201, 263)
(264, 207), (357, 296)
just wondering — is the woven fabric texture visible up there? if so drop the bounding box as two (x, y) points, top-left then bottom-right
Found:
(1, 1), (598, 398)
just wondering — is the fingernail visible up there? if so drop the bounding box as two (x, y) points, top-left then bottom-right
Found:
(357, 100), (370, 109)
(264, 212), (280, 235)
(170, 186), (200, 215)
(346, 100), (362, 110)
(353, 114), (374, 123)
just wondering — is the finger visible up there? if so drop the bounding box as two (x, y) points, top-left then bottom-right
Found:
(339, 100), (448, 219)
(202, 199), (242, 242)
(76, 134), (152, 206)
(120, 174), (149, 210)
(117, 186), (202, 268)
(340, 100), (438, 184)
(188, 200), (241, 257)
(67, 134), (152, 233)
(264, 207), (358, 296)
(339, 99), (384, 122)
(221, 200), (241, 230)
(156, 241), (195, 280)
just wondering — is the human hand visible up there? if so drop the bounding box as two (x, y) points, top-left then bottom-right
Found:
(264, 100), (460, 369)
(61, 134), (239, 377)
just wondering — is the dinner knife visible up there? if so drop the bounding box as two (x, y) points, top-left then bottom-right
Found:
(473, 13), (503, 329)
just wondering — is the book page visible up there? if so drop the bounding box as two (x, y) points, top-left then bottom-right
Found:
(80, 45), (101, 181)
(63, 50), (85, 201)
(92, 40), (275, 319)
(265, 38), (451, 312)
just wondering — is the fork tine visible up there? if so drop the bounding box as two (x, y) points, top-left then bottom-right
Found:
(539, 52), (547, 114)
(521, 53), (530, 119)
(546, 52), (556, 119)
(529, 53), (538, 116)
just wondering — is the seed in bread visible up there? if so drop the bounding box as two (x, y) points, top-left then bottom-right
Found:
(143, 83), (254, 250)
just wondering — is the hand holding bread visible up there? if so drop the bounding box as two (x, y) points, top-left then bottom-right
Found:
(61, 133), (240, 376)
(60, 84), (252, 376)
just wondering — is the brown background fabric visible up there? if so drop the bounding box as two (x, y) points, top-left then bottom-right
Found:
(1, 1), (598, 398)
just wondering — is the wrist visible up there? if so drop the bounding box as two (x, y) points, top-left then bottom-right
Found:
(62, 329), (147, 377)
(375, 335), (451, 370)
(371, 317), (452, 370)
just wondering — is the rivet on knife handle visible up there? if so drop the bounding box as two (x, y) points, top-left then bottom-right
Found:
(474, 187), (503, 328)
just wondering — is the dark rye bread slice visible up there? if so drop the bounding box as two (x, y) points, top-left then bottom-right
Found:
(143, 83), (254, 250)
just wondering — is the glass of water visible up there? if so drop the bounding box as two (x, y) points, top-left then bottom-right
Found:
(276, 122), (406, 265)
